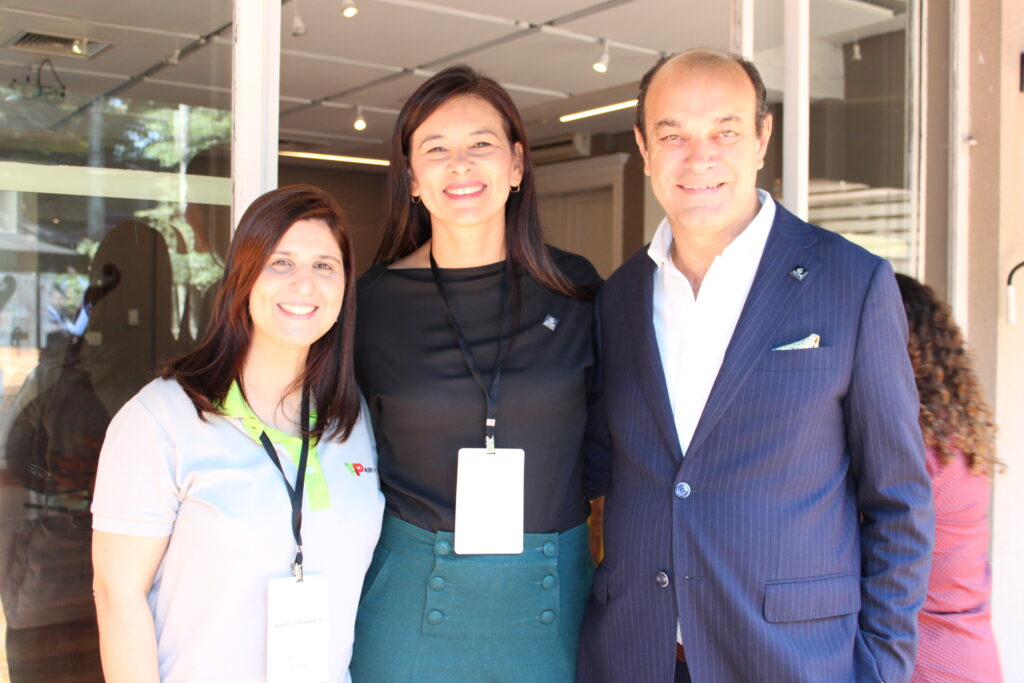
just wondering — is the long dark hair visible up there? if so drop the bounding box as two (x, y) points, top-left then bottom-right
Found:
(162, 185), (360, 442)
(375, 64), (587, 300)
(896, 274), (999, 473)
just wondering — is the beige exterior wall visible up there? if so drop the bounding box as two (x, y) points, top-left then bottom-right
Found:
(913, 0), (1021, 672)
(990, 0), (1024, 678)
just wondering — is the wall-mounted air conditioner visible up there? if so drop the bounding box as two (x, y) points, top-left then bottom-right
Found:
(530, 133), (591, 165)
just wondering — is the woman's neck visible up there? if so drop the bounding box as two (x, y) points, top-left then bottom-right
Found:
(241, 337), (308, 436)
(389, 215), (508, 269)
(430, 214), (507, 268)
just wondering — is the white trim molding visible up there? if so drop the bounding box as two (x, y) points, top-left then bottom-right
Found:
(948, 0), (971, 336)
(0, 161), (230, 205)
(231, 0), (280, 229)
(782, 0), (809, 220)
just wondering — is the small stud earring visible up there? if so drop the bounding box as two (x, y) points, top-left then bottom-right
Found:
(509, 185), (520, 194)
(411, 195), (421, 204)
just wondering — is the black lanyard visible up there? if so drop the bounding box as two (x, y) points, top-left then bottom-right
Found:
(429, 252), (511, 454)
(258, 385), (311, 580)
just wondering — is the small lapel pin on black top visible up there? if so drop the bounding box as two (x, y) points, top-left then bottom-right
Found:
(542, 314), (559, 331)
(789, 266), (808, 282)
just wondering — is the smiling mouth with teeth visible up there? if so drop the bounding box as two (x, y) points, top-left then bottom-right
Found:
(445, 185), (485, 196)
(278, 303), (317, 315)
(680, 182), (725, 190)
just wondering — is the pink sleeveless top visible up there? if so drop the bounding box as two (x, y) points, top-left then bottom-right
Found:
(912, 446), (1002, 682)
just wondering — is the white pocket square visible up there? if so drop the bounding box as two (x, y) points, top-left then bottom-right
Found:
(773, 333), (821, 351)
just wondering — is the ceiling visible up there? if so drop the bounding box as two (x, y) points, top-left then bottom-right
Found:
(0, 0), (907, 169)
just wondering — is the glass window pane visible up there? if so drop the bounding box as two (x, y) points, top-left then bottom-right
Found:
(0, 3), (231, 678)
(808, 2), (916, 274)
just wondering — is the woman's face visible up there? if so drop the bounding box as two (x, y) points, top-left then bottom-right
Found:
(407, 95), (524, 238)
(248, 218), (345, 355)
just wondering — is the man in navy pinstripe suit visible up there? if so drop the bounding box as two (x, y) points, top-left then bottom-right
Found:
(577, 50), (933, 683)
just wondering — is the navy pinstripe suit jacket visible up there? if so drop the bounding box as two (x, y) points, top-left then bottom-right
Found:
(578, 204), (933, 683)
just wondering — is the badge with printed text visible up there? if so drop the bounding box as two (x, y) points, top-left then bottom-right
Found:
(266, 573), (329, 683)
(454, 447), (525, 555)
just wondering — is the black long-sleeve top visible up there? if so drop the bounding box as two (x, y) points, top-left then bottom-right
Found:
(354, 247), (600, 534)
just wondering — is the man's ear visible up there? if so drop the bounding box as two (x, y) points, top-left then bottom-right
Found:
(634, 126), (651, 177)
(756, 113), (773, 170)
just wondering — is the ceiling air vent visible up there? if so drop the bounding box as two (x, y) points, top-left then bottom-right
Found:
(6, 31), (112, 59)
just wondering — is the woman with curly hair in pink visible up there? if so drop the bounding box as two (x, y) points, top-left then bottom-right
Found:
(896, 274), (1002, 682)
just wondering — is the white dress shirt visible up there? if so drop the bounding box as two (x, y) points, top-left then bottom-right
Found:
(649, 189), (776, 456)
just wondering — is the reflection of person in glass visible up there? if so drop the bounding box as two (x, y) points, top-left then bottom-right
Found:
(350, 66), (601, 681)
(896, 274), (1004, 682)
(90, 186), (384, 682)
(1, 221), (173, 682)
(1, 330), (108, 682)
(79, 221), (180, 416)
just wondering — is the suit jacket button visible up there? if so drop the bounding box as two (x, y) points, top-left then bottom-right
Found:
(426, 609), (444, 625)
(655, 571), (670, 588)
(435, 539), (452, 555)
(674, 482), (691, 498)
(539, 609), (557, 625)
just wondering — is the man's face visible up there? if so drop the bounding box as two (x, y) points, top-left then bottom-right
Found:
(635, 59), (772, 241)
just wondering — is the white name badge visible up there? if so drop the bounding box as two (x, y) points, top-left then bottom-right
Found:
(454, 447), (525, 555)
(267, 573), (329, 683)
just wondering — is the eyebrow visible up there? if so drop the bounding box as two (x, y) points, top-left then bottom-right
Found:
(273, 250), (342, 263)
(653, 114), (743, 130)
(417, 134), (444, 149)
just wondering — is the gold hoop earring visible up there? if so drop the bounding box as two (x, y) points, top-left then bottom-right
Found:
(510, 185), (521, 194)
(411, 195), (421, 204)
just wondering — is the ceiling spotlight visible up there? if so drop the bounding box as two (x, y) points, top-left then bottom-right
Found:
(353, 107), (367, 131)
(71, 39), (87, 56)
(292, 0), (307, 36)
(593, 40), (610, 73)
(851, 40), (863, 61)
(167, 48), (181, 65)
(341, 0), (359, 18)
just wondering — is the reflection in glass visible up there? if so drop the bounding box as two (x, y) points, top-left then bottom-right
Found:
(0, 81), (230, 679)
(807, 10), (916, 274)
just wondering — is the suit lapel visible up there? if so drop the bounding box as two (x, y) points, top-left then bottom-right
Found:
(685, 207), (821, 458)
(629, 256), (685, 461)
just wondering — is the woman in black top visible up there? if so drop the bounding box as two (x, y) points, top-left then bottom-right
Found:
(351, 65), (601, 681)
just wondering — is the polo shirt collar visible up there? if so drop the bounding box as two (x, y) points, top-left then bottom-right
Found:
(219, 380), (317, 445)
(220, 380), (254, 419)
(219, 380), (331, 510)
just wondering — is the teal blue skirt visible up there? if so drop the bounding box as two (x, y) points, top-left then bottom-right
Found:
(350, 515), (594, 682)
